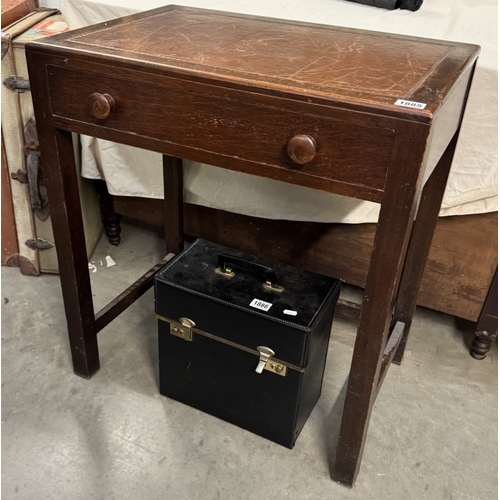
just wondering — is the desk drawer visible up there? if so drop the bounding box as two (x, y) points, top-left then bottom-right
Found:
(48, 66), (395, 193)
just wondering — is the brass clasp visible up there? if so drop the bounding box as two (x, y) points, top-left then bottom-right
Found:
(263, 280), (284, 293)
(255, 346), (287, 376)
(255, 346), (275, 373)
(170, 317), (196, 341)
(214, 266), (235, 278)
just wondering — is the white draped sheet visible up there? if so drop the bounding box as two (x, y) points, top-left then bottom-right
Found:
(61, 0), (498, 223)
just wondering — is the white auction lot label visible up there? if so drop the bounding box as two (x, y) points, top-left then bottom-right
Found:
(394, 99), (427, 110)
(250, 298), (272, 311)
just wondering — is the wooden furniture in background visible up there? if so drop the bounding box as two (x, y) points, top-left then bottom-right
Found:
(0, 0), (39, 267)
(105, 190), (498, 327)
(1, 0), (37, 28)
(1, 9), (103, 274)
(471, 268), (498, 359)
(27, 6), (480, 486)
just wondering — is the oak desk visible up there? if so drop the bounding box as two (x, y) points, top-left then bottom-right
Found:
(26, 6), (479, 486)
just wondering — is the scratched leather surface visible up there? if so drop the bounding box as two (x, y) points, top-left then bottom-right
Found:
(60, 0), (497, 223)
(67, 8), (456, 106)
(155, 238), (340, 329)
(70, 10), (456, 104)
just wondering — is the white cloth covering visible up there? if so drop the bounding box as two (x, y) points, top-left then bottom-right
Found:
(62, 0), (498, 223)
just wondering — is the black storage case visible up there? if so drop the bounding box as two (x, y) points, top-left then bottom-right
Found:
(154, 239), (341, 448)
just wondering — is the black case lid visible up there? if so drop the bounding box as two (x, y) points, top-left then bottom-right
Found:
(155, 239), (340, 330)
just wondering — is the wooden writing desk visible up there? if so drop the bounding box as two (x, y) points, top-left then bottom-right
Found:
(26, 6), (479, 486)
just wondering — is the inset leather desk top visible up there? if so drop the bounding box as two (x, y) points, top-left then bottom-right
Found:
(30, 5), (479, 120)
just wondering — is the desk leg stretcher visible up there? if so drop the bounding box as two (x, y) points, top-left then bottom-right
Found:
(94, 255), (175, 333)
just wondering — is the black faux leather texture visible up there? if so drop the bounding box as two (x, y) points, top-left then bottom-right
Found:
(155, 239), (341, 447)
(155, 239), (339, 328)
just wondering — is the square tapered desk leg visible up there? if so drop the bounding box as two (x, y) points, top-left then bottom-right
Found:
(163, 155), (184, 254)
(332, 122), (429, 486)
(37, 128), (99, 378)
(29, 55), (99, 378)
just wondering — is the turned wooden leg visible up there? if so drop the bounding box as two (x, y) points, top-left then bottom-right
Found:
(95, 180), (122, 245)
(471, 331), (498, 360)
(470, 267), (498, 360)
(163, 155), (184, 254)
(392, 132), (459, 365)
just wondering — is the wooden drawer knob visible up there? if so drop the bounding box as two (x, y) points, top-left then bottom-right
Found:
(89, 92), (115, 120)
(287, 134), (317, 165)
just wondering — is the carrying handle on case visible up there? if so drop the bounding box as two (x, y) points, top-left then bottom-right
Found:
(216, 254), (284, 293)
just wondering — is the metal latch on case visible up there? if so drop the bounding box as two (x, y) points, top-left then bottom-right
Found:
(256, 346), (287, 377)
(3, 75), (30, 92)
(25, 238), (53, 250)
(170, 317), (196, 341)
